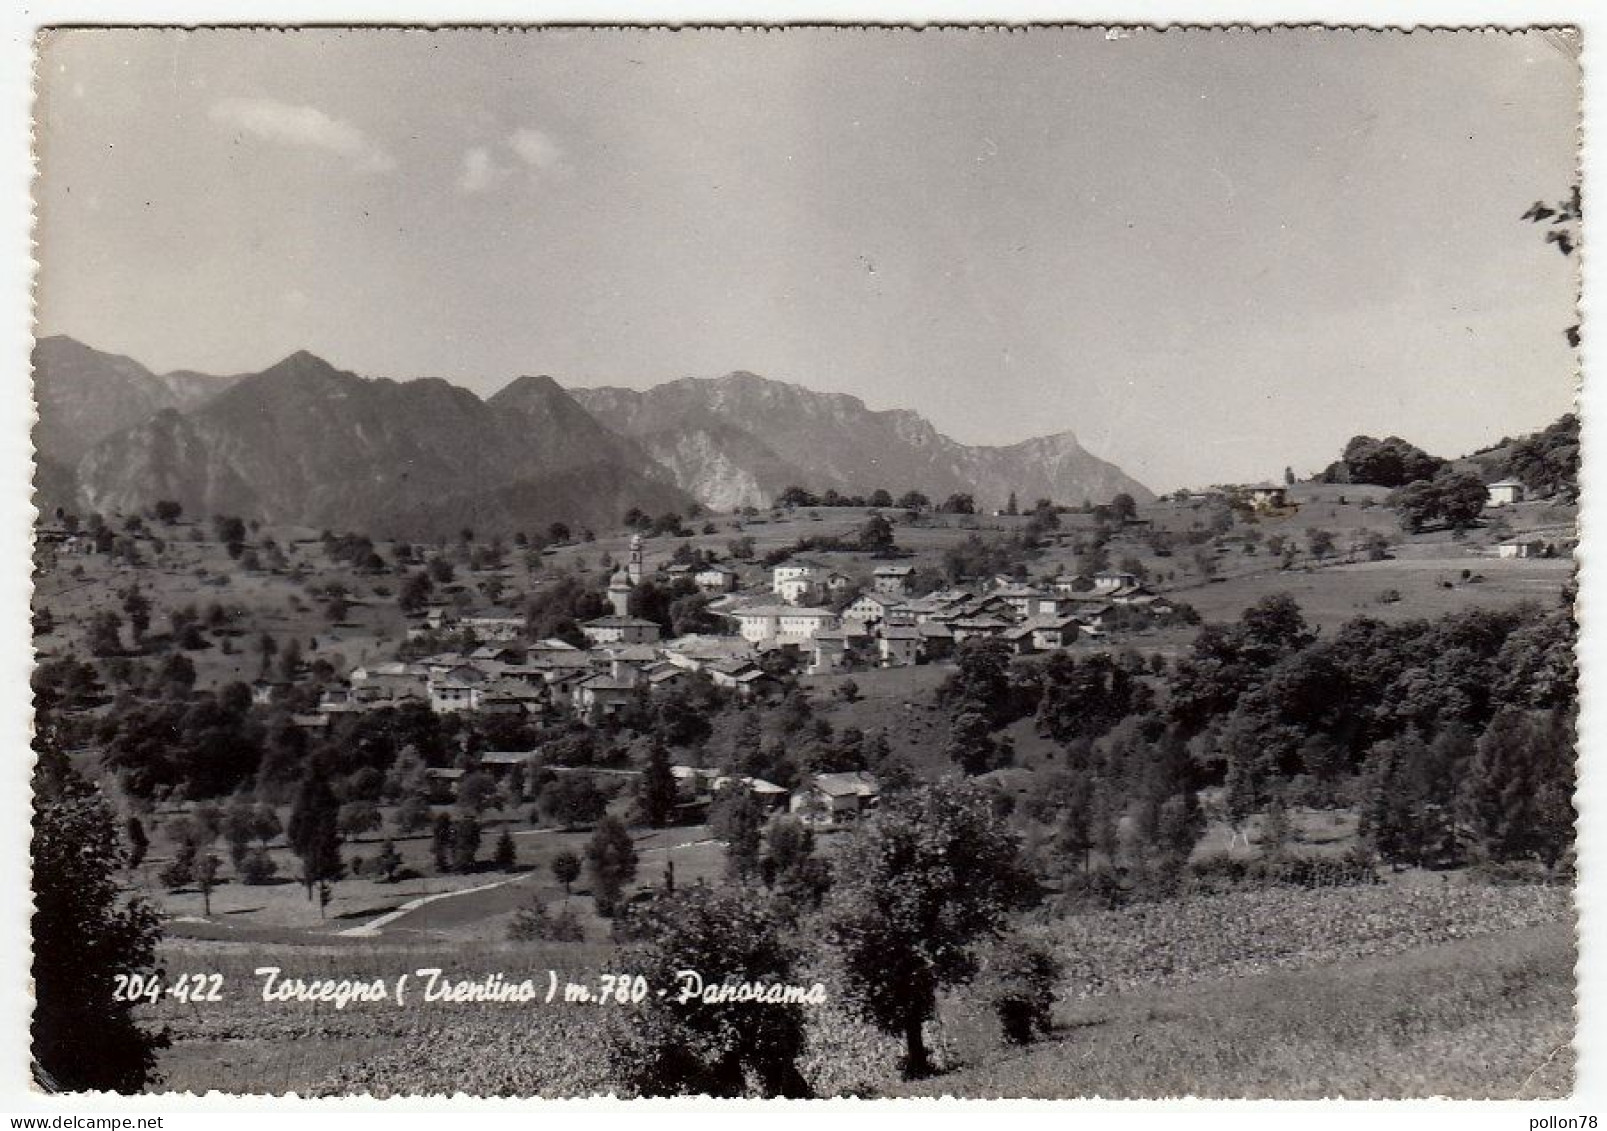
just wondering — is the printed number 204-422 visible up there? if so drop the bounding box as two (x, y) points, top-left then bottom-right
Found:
(113, 973), (224, 1004)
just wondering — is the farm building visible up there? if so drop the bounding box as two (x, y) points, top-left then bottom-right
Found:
(1487, 480), (1527, 507)
(1498, 536), (1548, 559)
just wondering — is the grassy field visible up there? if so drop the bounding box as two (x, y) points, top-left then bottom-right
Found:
(895, 922), (1573, 1099)
(140, 876), (1573, 1098)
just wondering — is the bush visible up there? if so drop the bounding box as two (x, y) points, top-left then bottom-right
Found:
(239, 847), (278, 886)
(987, 937), (1063, 1045)
(507, 899), (585, 942)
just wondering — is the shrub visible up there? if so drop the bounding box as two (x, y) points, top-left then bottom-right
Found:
(986, 937), (1063, 1045)
(507, 899), (585, 942)
(239, 847), (278, 886)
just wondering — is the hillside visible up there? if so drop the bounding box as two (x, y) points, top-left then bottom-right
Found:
(570, 371), (1153, 510)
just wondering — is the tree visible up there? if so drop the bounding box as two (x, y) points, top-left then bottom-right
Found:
(286, 774), (343, 903)
(710, 784), (764, 881)
(373, 839), (403, 883)
(897, 490), (930, 512)
(86, 610), (124, 657)
(605, 885), (813, 1097)
(1110, 493), (1137, 524)
(239, 847), (278, 886)
(32, 745), (167, 1092)
(196, 853), (221, 916)
(493, 829), (517, 872)
(337, 800), (382, 842)
(550, 849), (581, 894)
(1458, 708), (1575, 869)
(125, 816), (148, 871)
(153, 500), (183, 524)
(939, 493), (976, 515)
(637, 743), (680, 829)
(824, 782), (1036, 1078)
(537, 775), (608, 830)
(586, 815), (638, 917)
(450, 815), (482, 873)
(1390, 468), (1490, 533)
(858, 513), (895, 554)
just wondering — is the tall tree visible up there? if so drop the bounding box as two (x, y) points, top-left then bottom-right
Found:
(32, 745), (167, 1092)
(587, 815), (639, 917)
(286, 773), (343, 903)
(824, 782), (1036, 1078)
(637, 742), (680, 829)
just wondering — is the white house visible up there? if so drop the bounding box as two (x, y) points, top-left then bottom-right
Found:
(1498, 536), (1547, 559)
(842, 591), (905, 627)
(790, 771), (881, 826)
(1487, 480), (1527, 508)
(726, 605), (839, 646)
(771, 559), (849, 606)
(1246, 484), (1289, 512)
(694, 563), (741, 593)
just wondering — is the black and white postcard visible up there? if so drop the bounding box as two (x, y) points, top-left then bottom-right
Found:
(21, 22), (1586, 1105)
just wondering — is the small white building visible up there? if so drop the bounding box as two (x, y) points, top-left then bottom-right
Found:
(1497, 536), (1547, 559)
(1487, 480), (1527, 508)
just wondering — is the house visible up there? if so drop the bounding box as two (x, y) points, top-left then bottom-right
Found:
(429, 666), (489, 714)
(425, 767), (466, 803)
(1093, 571), (1140, 594)
(917, 620), (955, 661)
(790, 771), (881, 826)
(772, 559), (827, 604)
(950, 616), (1012, 644)
(469, 644), (523, 664)
(461, 607), (526, 642)
(992, 582), (1049, 620)
(1051, 574), (1095, 596)
(694, 563), (741, 593)
(877, 625), (922, 667)
(707, 657), (779, 699)
(478, 680), (544, 716)
(1246, 483), (1289, 512)
(725, 605), (839, 646)
(290, 712), (331, 732)
(1498, 536), (1548, 559)
(872, 564), (916, 596)
(1024, 614), (1080, 652)
(663, 561), (696, 581)
(842, 591), (905, 627)
(479, 750), (536, 778)
(810, 629), (851, 675)
(581, 615), (662, 646)
(1487, 480), (1527, 507)
(771, 559), (850, 606)
(573, 666), (644, 720)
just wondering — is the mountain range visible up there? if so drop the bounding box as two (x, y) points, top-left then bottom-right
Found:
(32, 335), (1152, 539)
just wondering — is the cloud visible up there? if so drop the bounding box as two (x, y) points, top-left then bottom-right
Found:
(209, 97), (396, 174)
(508, 128), (564, 171)
(457, 147), (504, 195)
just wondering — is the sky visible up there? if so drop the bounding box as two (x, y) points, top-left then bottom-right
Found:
(32, 27), (1580, 493)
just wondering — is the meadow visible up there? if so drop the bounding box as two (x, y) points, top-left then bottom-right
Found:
(140, 875), (1573, 1098)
